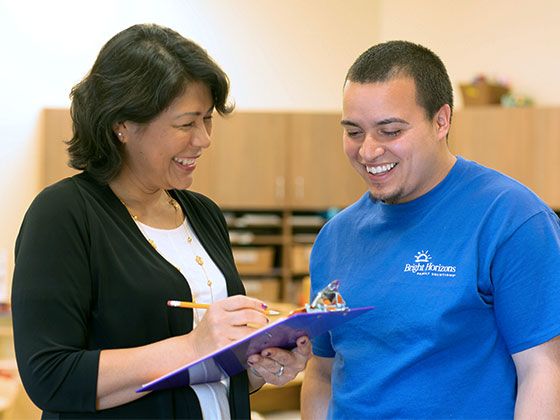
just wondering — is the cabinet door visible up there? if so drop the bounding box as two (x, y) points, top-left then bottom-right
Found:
(449, 107), (560, 209)
(449, 107), (533, 185)
(190, 112), (289, 208)
(287, 113), (365, 209)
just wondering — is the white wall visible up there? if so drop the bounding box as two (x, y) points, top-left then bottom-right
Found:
(378, 0), (560, 106)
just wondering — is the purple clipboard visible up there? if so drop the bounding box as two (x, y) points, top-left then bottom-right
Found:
(137, 306), (373, 392)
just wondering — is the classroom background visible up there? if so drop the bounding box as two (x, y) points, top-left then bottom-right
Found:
(1, 0), (559, 418)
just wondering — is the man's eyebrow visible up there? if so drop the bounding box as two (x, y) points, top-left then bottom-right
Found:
(340, 119), (360, 127)
(340, 117), (409, 127)
(375, 117), (408, 126)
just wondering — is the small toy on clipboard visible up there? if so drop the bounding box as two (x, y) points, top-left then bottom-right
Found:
(289, 279), (347, 315)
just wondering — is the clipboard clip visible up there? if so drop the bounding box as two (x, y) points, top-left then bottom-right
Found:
(290, 280), (347, 315)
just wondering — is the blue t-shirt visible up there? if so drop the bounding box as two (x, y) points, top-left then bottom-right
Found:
(310, 157), (560, 419)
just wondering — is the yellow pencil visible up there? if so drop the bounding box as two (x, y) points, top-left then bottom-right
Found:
(166, 300), (281, 316)
(167, 300), (211, 310)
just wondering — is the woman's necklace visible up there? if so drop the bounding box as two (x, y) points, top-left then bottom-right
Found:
(118, 190), (214, 307)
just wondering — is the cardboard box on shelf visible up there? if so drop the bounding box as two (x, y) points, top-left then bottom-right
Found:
(460, 82), (509, 106)
(242, 278), (280, 302)
(232, 247), (275, 274)
(291, 244), (312, 274)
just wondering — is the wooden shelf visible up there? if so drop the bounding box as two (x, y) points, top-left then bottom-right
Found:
(230, 209), (324, 303)
(229, 233), (284, 246)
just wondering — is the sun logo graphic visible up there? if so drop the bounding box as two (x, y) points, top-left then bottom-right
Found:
(404, 250), (457, 277)
(414, 250), (431, 263)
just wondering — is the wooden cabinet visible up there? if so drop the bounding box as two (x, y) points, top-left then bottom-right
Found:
(190, 113), (290, 208)
(287, 113), (365, 209)
(191, 111), (365, 209)
(44, 107), (560, 210)
(448, 107), (560, 209)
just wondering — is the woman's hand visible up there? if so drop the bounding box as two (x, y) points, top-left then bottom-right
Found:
(247, 336), (312, 386)
(189, 295), (269, 359)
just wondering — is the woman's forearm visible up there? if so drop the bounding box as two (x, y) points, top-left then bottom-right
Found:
(96, 334), (196, 410)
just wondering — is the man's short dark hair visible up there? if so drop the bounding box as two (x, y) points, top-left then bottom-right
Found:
(346, 40), (453, 122)
(67, 23), (233, 184)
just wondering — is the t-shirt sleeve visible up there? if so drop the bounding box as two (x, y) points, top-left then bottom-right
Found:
(492, 210), (560, 354)
(309, 236), (336, 358)
(311, 332), (336, 358)
(11, 182), (99, 412)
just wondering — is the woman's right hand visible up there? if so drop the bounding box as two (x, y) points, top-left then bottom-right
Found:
(95, 296), (268, 409)
(189, 295), (269, 358)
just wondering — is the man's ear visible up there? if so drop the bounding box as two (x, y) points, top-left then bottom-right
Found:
(434, 104), (451, 140)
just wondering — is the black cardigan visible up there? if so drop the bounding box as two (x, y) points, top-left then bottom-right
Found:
(12, 172), (250, 419)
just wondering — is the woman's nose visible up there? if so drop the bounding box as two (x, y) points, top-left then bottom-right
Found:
(194, 124), (211, 148)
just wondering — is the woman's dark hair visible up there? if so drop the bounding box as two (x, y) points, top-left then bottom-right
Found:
(67, 23), (233, 184)
(346, 40), (453, 123)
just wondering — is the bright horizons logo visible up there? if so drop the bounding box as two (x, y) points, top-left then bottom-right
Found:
(403, 250), (457, 277)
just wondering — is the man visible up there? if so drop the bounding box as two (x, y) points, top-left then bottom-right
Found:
(301, 41), (560, 419)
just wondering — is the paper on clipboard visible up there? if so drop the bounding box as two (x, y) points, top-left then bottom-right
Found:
(137, 306), (374, 392)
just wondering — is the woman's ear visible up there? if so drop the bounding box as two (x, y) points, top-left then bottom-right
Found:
(112, 122), (127, 143)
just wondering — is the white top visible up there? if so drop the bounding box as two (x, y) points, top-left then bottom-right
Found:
(136, 218), (230, 420)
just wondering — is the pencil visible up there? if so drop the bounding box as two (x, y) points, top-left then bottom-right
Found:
(166, 300), (281, 316)
(167, 300), (211, 310)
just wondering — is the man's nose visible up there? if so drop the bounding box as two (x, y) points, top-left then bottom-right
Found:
(359, 135), (384, 161)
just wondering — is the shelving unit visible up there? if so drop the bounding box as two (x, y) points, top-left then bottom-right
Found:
(289, 211), (325, 278)
(225, 208), (328, 304)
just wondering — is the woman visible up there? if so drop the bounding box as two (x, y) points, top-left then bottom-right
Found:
(12, 23), (310, 419)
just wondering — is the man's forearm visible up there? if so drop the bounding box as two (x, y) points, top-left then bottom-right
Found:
(514, 371), (560, 419)
(301, 356), (332, 420)
(513, 336), (560, 419)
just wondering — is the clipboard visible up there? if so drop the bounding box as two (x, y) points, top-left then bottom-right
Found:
(137, 306), (373, 392)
